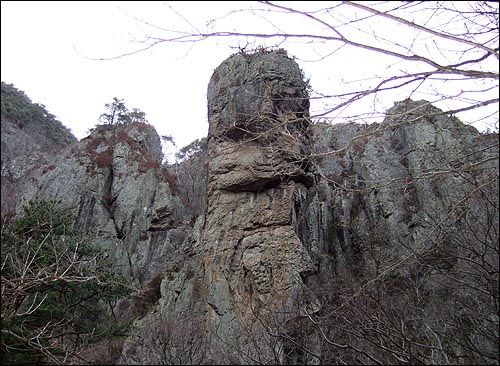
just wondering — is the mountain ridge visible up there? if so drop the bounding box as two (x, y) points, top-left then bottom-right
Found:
(1, 50), (498, 364)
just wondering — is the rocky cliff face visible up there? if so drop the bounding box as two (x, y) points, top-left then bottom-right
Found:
(2, 50), (498, 365)
(300, 99), (496, 277)
(1, 82), (77, 219)
(121, 51), (498, 365)
(200, 50), (320, 360)
(298, 103), (499, 364)
(12, 122), (191, 287)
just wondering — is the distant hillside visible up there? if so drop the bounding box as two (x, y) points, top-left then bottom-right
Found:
(1, 81), (76, 148)
(0, 52), (498, 365)
(1, 82), (77, 218)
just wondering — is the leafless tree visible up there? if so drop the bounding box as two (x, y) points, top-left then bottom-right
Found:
(130, 313), (208, 365)
(99, 2), (498, 364)
(108, 1), (498, 133)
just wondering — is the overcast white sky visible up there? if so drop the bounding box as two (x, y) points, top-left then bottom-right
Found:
(1, 1), (239, 151)
(2, 1), (498, 158)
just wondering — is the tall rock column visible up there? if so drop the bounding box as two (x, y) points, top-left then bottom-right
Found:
(200, 49), (318, 363)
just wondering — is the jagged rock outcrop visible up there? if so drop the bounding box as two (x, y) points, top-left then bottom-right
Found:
(15, 122), (191, 286)
(200, 49), (320, 361)
(297, 99), (496, 272)
(118, 51), (498, 365)
(2, 50), (498, 365)
(314, 100), (496, 274)
(175, 145), (208, 217)
(292, 100), (499, 364)
(1, 82), (77, 219)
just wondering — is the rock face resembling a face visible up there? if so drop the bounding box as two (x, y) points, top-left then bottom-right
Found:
(207, 50), (313, 194)
(207, 49), (310, 140)
(201, 50), (318, 361)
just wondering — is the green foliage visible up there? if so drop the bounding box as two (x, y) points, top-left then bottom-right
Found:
(0, 81), (76, 146)
(99, 97), (129, 125)
(1, 200), (130, 364)
(128, 108), (147, 124)
(98, 97), (148, 126)
(175, 137), (207, 162)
